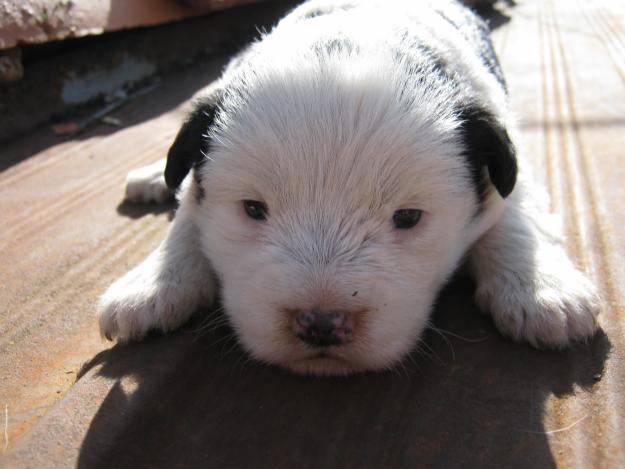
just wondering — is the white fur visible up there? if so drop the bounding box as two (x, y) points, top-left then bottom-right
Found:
(99, 0), (600, 375)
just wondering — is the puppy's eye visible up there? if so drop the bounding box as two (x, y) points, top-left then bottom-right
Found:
(243, 200), (268, 220)
(392, 209), (422, 229)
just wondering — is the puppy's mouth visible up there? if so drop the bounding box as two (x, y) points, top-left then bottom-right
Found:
(303, 347), (343, 362)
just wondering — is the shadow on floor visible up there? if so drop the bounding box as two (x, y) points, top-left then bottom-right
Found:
(76, 276), (610, 469)
(116, 199), (177, 220)
(0, 57), (226, 174)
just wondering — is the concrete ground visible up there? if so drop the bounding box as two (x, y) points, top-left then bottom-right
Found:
(1, 0), (624, 467)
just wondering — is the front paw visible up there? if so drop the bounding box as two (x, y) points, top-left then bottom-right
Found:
(98, 263), (195, 342)
(475, 253), (601, 348)
(98, 269), (161, 342)
(125, 161), (172, 204)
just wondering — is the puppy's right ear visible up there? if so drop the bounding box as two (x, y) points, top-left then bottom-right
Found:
(164, 92), (221, 191)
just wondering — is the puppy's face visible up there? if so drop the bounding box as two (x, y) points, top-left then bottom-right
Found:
(185, 64), (507, 375)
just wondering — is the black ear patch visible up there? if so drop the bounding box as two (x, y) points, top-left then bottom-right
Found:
(458, 105), (517, 200)
(164, 93), (221, 191)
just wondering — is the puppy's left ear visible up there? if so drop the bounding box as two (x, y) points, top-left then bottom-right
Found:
(459, 105), (518, 198)
(164, 91), (221, 191)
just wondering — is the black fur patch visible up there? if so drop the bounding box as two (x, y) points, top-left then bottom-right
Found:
(303, 8), (326, 19)
(302, 4), (355, 19)
(164, 92), (221, 192)
(471, 18), (508, 92)
(458, 105), (517, 203)
(434, 2), (508, 92)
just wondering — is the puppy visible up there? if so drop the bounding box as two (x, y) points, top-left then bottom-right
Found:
(100, 0), (600, 375)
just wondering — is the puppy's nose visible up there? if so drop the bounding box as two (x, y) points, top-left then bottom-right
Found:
(294, 310), (352, 347)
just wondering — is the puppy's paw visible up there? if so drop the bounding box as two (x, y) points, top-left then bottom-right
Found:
(98, 262), (193, 342)
(98, 272), (161, 342)
(475, 250), (601, 349)
(125, 160), (172, 203)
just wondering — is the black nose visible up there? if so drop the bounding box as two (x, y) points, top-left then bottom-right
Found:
(295, 310), (347, 347)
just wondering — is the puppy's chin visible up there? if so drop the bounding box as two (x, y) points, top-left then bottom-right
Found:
(248, 339), (414, 376)
(283, 356), (374, 377)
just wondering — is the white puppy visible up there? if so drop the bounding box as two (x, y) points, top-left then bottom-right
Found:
(99, 0), (600, 375)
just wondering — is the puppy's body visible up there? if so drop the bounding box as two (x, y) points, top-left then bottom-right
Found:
(100, 0), (600, 375)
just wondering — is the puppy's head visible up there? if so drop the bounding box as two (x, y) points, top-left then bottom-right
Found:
(166, 52), (516, 375)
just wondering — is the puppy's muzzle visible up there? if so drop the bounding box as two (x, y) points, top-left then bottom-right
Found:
(293, 309), (354, 347)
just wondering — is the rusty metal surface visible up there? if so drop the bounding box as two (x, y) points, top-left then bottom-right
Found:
(1, 0), (624, 467)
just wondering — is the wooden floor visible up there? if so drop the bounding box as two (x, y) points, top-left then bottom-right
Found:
(2, 0), (625, 467)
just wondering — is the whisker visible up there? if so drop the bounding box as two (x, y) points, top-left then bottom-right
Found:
(416, 340), (447, 366)
(190, 308), (230, 341)
(429, 326), (488, 343)
(210, 328), (237, 349)
(220, 335), (242, 360)
(403, 349), (421, 373)
(433, 329), (456, 362)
